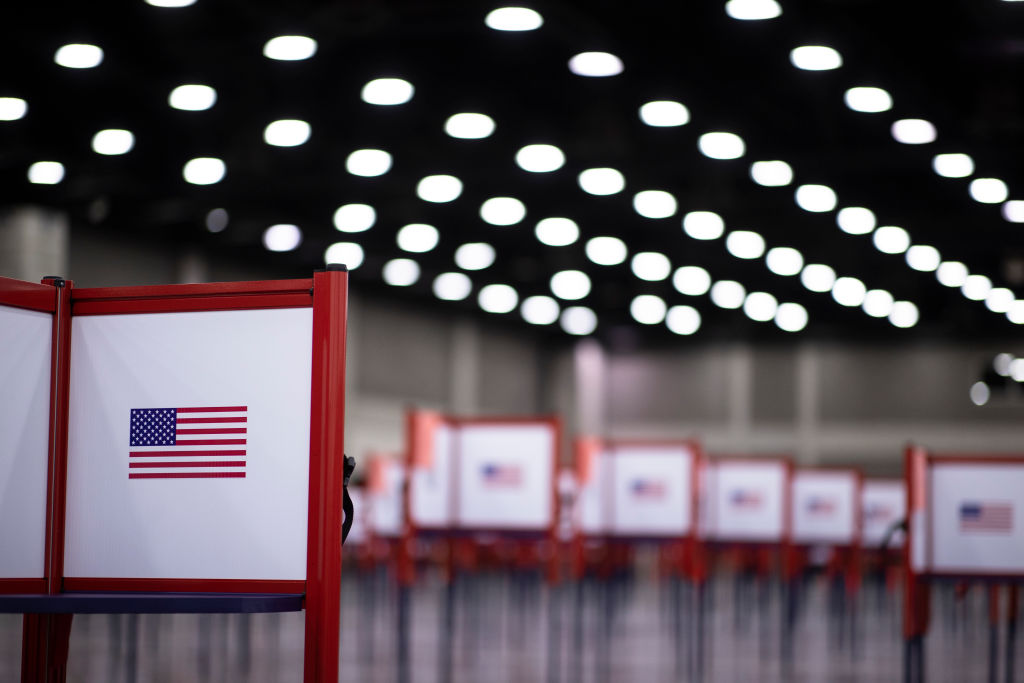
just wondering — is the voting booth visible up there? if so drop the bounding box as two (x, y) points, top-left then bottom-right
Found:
(903, 445), (1024, 683)
(861, 479), (906, 549)
(700, 457), (791, 545)
(406, 411), (559, 537)
(0, 270), (349, 683)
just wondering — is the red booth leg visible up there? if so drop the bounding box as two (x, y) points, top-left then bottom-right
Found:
(21, 614), (73, 683)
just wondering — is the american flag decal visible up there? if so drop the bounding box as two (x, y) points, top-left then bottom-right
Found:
(129, 406), (247, 479)
(481, 463), (522, 487)
(730, 490), (762, 508)
(959, 501), (1013, 533)
(807, 496), (836, 515)
(631, 480), (666, 498)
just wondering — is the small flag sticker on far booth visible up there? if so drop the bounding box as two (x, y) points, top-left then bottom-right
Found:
(129, 406), (248, 479)
(959, 501), (1013, 533)
(481, 463), (522, 487)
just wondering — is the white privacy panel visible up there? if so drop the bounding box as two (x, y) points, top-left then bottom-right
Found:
(930, 463), (1024, 574)
(578, 451), (610, 536)
(64, 308), (313, 580)
(791, 470), (858, 545)
(861, 480), (905, 548)
(711, 461), (788, 542)
(369, 461), (405, 538)
(609, 445), (693, 537)
(409, 423), (453, 528)
(456, 423), (555, 531)
(0, 304), (52, 578)
(346, 488), (367, 546)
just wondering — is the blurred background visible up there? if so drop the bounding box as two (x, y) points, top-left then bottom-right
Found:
(3, 0), (1024, 680)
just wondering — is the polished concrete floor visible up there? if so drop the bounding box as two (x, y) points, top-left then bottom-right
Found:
(0, 571), (1018, 681)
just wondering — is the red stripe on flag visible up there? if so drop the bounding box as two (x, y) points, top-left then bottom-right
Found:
(176, 417), (247, 424)
(129, 460), (246, 469)
(175, 428), (247, 435)
(176, 406), (247, 413)
(129, 450), (246, 457)
(174, 439), (246, 445)
(129, 472), (247, 479)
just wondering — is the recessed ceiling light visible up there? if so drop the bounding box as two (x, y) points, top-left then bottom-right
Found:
(932, 153), (974, 178)
(936, 261), (968, 288)
(263, 224), (302, 252)
(633, 190), (677, 218)
(666, 305), (701, 335)
(725, 0), (782, 20)
(361, 78), (414, 105)
(631, 252), (672, 281)
(397, 223), (439, 253)
(961, 274), (992, 301)
(743, 292), (778, 322)
(182, 157), (225, 185)
(445, 113), (496, 139)
(455, 242), (496, 270)
(54, 44), (103, 69)
(585, 236), (627, 265)
(872, 226), (910, 254)
(568, 51), (623, 77)
(478, 284), (519, 314)
(862, 289), (895, 318)
(836, 207), (875, 235)
(775, 303), (808, 332)
(844, 86), (892, 113)
(969, 178), (1009, 204)
(535, 217), (579, 246)
(631, 295), (667, 324)
(169, 84), (216, 111)
(480, 197), (526, 225)
(888, 301), (919, 328)
(485, 7), (543, 31)
(710, 280), (745, 309)
(891, 119), (937, 144)
(263, 35), (317, 61)
(639, 100), (690, 127)
(831, 277), (867, 307)
(382, 258), (420, 286)
(264, 119), (311, 147)
(346, 149), (392, 177)
(790, 45), (842, 71)
(145, 0), (196, 7)
(578, 167), (625, 195)
(986, 287), (1014, 313)
(561, 306), (597, 335)
(521, 296), (560, 325)
(92, 129), (134, 155)
(0, 97), (27, 121)
(682, 211), (725, 240)
(417, 174), (463, 203)
(673, 266), (712, 296)
(27, 161), (64, 185)
(205, 208), (228, 233)
(994, 353), (1015, 376)
(970, 381), (990, 407)
(795, 184), (837, 212)
(905, 244), (940, 272)
(1003, 200), (1024, 223)
(515, 144), (565, 172)
(765, 247), (803, 276)
(324, 241), (364, 269)
(333, 204), (376, 233)
(433, 272), (472, 301)
(1008, 302), (1024, 325)
(725, 230), (765, 259)
(550, 270), (591, 300)
(800, 264), (836, 292)
(698, 132), (745, 160)
(750, 160), (793, 186)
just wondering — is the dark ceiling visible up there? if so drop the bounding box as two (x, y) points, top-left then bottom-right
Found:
(3, 0), (1024, 346)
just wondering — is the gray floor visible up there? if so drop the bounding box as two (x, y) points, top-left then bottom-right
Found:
(0, 571), (1018, 681)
